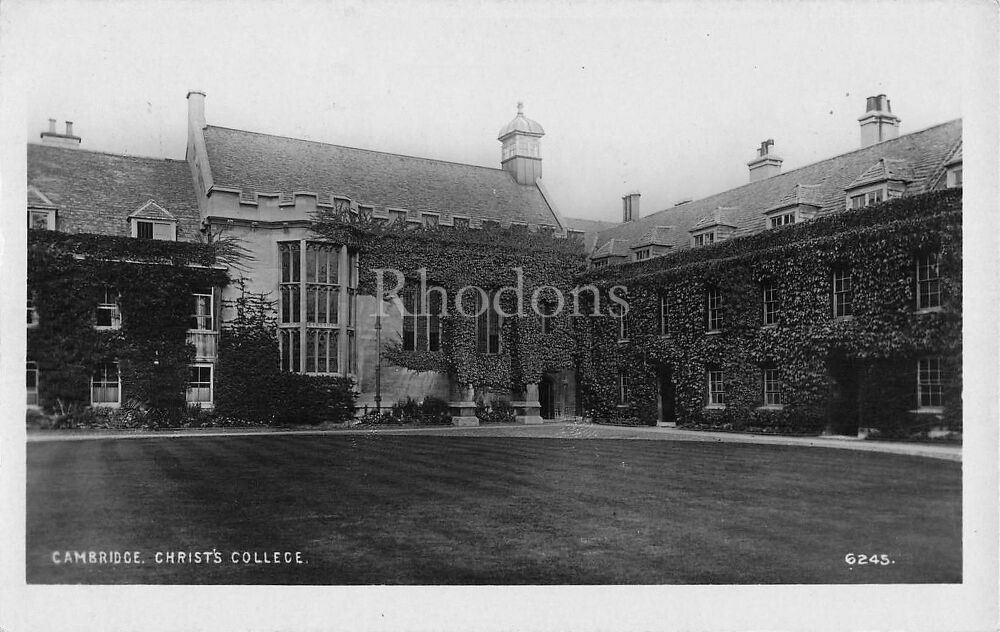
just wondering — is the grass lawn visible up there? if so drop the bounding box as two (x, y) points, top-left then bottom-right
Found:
(26, 435), (961, 584)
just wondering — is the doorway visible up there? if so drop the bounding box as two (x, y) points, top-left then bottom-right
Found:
(827, 355), (860, 435)
(657, 365), (676, 426)
(539, 376), (555, 420)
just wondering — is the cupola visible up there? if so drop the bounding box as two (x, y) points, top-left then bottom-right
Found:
(498, 102), (545, 185)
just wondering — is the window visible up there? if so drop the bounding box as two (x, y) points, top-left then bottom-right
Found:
(658, 294), (668, 335)
(849, 188), (884, 210)
(388, 210), (407, 226)
(402, 290), (442, 352)
(762, 281), (779, 326)
(619, 370), (629, 405)
(946, 166), (962, 188)
(26, 361), (39, 406)
(832, 269), (853, 318)
(28, 209), (55, 230)
(693, 232), (715, 247)
(916, 252), (941, 310)
(476, 293), (502, 354)
(27, 292), (39, 328)
(539, 300), (557, 335)
(91, 362), (120, 406)
(591, 259), (608, 268)
(762, 368), (782, 407)
(618, 310), (629, 341)
(133, 219), (175, 240)
(190, 289), (215, 331)
(95, 287), (121, 330)
(453, 217), (470, 229)
(634, 248), (651, 261)
(567, 229), (585, 242)
(917, 358), (943, 410)
(422, 213), (439, 228)
(278, 241), (356, 374)
(707, 368), (725, 407)
(769, 212), (795, 228)
(186, 365), (213, 407)
(706, 286), (722, 331)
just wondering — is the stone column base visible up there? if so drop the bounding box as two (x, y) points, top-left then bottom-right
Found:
(449, 401), (480, 427)
(511, 401), (543, 425)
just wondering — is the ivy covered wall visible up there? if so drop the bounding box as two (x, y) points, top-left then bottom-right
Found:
(576, 189), (962, 436)
(27, 229), (229, 416)
(310, 214), (588, 397)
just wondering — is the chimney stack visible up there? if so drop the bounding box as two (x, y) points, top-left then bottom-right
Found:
(39, 118), (81, 148)
(622, 192), (640, 223)
(747, 139), (782, 182)
(858, 94), (900, 147)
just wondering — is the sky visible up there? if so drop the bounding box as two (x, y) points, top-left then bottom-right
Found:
(1, 0), (984, 223)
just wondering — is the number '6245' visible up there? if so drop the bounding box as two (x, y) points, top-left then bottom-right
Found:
(844, 553), (894, 566)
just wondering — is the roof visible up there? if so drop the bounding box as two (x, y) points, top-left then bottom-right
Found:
(27, 185), (56, 208)
(592, 238), (631, 259)
(591, 119), (961, 255)
(690, 207), (739, 232)
(767, 183), (824, 212)
(846, 158), (915, 190)
(128, 200), (176, 221)
(562, 216), (619, 252)
(498, 103), (545, 138)
(203, 126), (560, 227)
(27, 144), (202, 240)
(632, 225), (674, 248)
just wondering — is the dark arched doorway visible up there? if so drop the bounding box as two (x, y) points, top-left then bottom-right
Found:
(539, 376), (556, 420)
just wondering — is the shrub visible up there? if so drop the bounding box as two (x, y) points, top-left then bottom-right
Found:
(270, 374), (358, 426)
(476, 398), (516, 424)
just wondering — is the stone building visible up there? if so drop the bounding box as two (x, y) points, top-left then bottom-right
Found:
(25, 93), (963, 435)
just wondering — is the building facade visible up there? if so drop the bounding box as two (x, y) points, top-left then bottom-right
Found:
(25, 94), (963, 437)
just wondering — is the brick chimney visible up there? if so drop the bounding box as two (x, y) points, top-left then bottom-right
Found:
(858, 94), (900, 147)
(622, 192), (640, 223)
(40, 119), (81, 148)
(747, 139), (782, 182)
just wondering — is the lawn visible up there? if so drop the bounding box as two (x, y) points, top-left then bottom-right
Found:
(26, 434), (961, 584)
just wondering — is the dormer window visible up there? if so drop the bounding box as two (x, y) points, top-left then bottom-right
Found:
(634, 248), (651, 262)
(768, 212), (795, 228)
(692, 232), (715, 247)
(128, 200), (177, 241)
(421, 213), (439, 228)
(850, 188), (882, 209)
(28, 208), (56, 230)
(845, 159), (911, 209)
(946, 165), (963, 188)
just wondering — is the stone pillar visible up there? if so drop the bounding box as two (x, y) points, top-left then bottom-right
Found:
(449, 382), (479, 426)
(512, 383), (543, 425)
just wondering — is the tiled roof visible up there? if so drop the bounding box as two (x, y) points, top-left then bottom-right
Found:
(562, 216), (619, 252)
(767, 183), (824, 211)
(632, 225), (674, 248)
(202, 126), (560, 227)
(128, 200), (176, 221)
(690, 207), (739, 232)
(27, 185), (56, 208)
(591, 119), (961, 255)
(846, 158), (915, 190)
(592, 238), (631, 259)
(27, 144), (202, 240)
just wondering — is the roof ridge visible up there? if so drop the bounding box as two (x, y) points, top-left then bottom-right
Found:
(597, 118), (961, 234)
(205, 125), (523, 178)
(27, 142), (187, 164)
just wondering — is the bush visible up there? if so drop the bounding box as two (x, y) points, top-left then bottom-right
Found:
(476, 398), (516, 424)
(270, 374), (358, 426)
(378, 396), (453, 425)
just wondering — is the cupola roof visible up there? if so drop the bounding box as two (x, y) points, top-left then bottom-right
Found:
(498, 102), (545, 139)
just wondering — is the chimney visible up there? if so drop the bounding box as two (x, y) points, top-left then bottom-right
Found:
(39, 118), (81, 148)
(498, 102), (545, 185)
(187, 90), (207, 130)
(747, 139), (782, 182)
(622, 192), (640, 223)
(858, 94), (900, 147)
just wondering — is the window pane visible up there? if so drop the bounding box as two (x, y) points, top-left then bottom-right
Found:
(137, 221), (153, 239)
